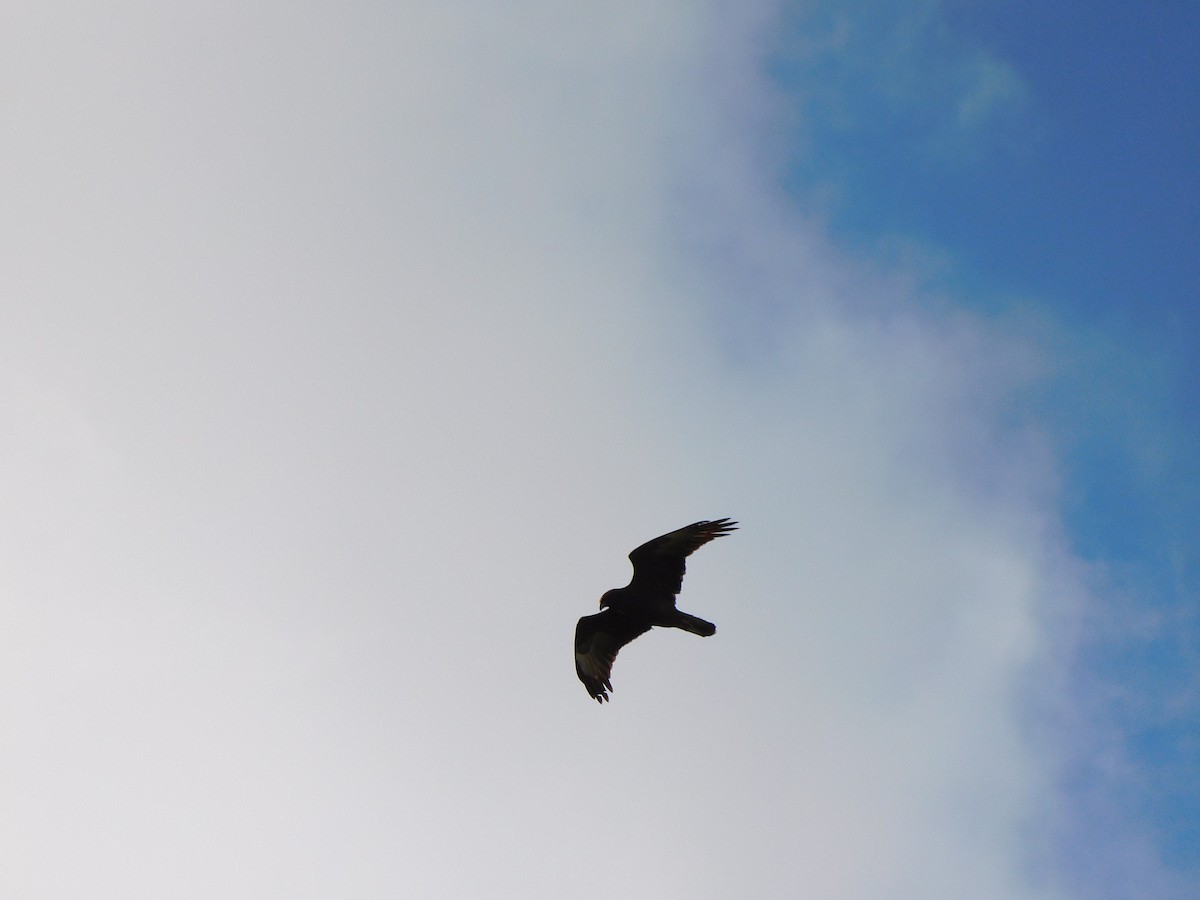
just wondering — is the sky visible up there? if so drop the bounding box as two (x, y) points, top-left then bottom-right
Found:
(1, 2), (1196, 898)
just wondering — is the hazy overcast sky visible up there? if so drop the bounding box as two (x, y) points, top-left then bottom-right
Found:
(3, 3), (1196, 898)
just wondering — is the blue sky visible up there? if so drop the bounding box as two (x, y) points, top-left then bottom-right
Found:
(695, 1), (1200, 877)
(1, 2), (1197, 897)
(767, 2), (1199, 882)
(776, 0), (1200, 565)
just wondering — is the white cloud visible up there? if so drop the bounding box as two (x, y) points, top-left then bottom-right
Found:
(0, 2), (1180, 898)
(955, 50), (1028, 131)
(765, 0), (1031, 168)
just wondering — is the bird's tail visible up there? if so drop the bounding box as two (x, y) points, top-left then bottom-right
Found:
(671, 611), (716, 637)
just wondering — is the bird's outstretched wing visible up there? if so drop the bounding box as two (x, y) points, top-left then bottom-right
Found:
(574, 610), (652, 703)
(627, 518), (737, 596)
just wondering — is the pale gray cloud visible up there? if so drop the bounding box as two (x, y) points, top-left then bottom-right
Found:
(0, 2), (1177, 898)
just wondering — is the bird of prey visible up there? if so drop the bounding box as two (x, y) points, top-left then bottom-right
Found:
(574, 518), (736, 703)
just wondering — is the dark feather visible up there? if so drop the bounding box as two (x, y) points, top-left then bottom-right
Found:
(627, 518), (738, 596)
(574, 610), (651, 703)
(573, 518), (736, 702)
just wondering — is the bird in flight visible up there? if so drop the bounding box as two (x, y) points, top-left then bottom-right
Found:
(574, 518), (737, 703)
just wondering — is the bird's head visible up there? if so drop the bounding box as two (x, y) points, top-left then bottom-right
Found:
(599, 589), (617, 610)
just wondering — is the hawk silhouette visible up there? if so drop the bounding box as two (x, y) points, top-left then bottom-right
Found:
(574, 518), (736, 703)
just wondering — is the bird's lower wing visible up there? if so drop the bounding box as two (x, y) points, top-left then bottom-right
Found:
(574, 610), (651, 703)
